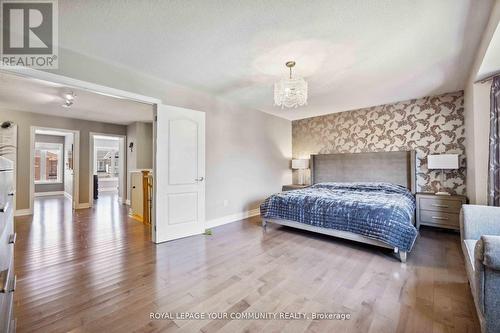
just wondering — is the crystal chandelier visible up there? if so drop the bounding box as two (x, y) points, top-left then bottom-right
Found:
(274, 61), (308, 109)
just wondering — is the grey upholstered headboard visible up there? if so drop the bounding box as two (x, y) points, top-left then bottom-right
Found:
(310, 151), (416, 193)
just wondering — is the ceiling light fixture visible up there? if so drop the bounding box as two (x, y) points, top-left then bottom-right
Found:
(64, 92), (75, 101)
(274, 61), (308, 109)
(62, 100), (73, 108)
(62, 91), (76, 108)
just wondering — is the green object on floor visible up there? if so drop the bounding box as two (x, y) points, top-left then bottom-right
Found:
(204, 229), (212, 235)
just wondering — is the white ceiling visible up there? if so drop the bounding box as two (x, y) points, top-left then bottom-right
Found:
(477, 23), (500, 81)
(0, 73), (153, 125)
(56, 0), (493, 120)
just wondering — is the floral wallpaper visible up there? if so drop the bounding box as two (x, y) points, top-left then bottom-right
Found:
(292, 91), (466, 195)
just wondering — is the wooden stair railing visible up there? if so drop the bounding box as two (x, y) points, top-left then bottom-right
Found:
(141, 170), (152, 225)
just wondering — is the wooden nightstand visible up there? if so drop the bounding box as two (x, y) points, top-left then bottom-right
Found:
(416, 192), (467, 230)
(282, 184), (309, 191)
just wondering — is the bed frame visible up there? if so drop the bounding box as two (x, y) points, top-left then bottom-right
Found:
(262, 150), (416, 263)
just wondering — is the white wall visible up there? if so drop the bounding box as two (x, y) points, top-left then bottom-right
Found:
(46, 51), (292, 221)
(464, 2), (500, 204)
(94, 137), (120, 149)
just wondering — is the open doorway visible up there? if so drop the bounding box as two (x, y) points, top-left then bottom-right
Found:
(1, 67), (204, 244)
(30, 127), (80, 211)
(90, 133), (126, 206)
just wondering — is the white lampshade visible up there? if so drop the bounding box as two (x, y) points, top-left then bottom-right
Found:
(427, 154), (459, 170)
(292, 159), (309, 169)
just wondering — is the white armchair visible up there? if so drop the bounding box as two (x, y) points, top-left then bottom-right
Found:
(460, 205), (500, 333)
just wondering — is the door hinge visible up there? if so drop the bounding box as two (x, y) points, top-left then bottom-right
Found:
(154, 115), (158, 122)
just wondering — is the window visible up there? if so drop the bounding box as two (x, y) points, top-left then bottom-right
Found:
(34, 142), (63, 184)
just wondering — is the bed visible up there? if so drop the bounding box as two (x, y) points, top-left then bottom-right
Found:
(260, 151), (418, 262)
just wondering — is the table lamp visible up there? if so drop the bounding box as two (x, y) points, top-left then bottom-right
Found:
(292, 159), (309, 185)
(427, 154), (459, 195)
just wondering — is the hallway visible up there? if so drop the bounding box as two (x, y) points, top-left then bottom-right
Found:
(14, 194), (152, 332)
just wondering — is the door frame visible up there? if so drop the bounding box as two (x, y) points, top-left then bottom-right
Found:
(152, 106), (157, 243)
(2, 66), (161, 241)
(29, 126), (80, 212)
(89, 132), (126, 207)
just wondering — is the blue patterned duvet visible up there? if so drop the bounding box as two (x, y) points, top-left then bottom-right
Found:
(260, 182), (417, 252)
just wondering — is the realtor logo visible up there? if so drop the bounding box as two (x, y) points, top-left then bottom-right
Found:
(1, 0), (58, 68)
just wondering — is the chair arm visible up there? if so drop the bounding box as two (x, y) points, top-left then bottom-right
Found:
(475, 235), (500, 270)
(474, 235), (500, 333)
(460, 205), (500, 241)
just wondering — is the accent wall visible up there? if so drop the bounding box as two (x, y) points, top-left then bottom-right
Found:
(292, 91), (466, 195)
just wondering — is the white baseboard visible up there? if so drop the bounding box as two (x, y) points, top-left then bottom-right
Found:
(63, 191), (73, 200)
(205, 208), (260, 229)
(15, 208), (33, 216)
(34, 191), (64, 197)
(75, 202), (91, 209)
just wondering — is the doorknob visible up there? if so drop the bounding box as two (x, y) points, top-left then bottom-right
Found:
(195, 177), (204, 182)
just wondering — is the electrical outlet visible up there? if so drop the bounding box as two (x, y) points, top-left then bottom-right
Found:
(223, 200), (229, 207)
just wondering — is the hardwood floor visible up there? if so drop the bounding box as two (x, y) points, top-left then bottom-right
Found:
(14, 195), (479, 333)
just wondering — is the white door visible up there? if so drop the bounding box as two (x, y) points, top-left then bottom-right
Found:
(154, 104), (205, 243)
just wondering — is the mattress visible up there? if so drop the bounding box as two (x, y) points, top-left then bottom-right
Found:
(260, 182), (418, 252)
